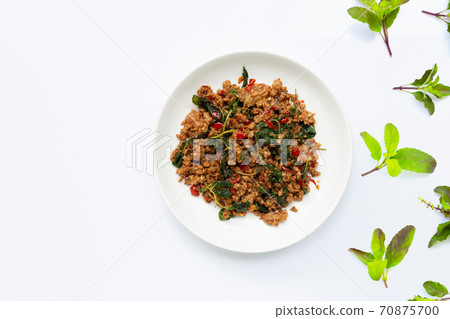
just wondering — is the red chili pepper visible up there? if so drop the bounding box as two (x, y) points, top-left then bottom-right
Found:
(299, 179), (303, 188)
(244, 120), (251, 125)
(212, 111), (220, 119)
(291, 147), (300, 157)
(235, 174), (241, 183)
(211, 122), (223, 130)
(217, 89), (224, 96)
(310, 179), (317, 186)
(265, 119), (276, 130)
(207, 96), (214, 101)
(300, 100), (305, 104)
(271, 105), (277, 111)
(190, 185), (199, 196)
(236, 132), (247, 139)
(259, 173), (265, 181)
(281, 166), (290, 172)
(280, 117), (289, 124)
(245, 78), (256, 92)
(230, 188), (236, 195)
(204, 196), (211, 201)
(238, 164), (248, 172)
(285, 110), (290, 115)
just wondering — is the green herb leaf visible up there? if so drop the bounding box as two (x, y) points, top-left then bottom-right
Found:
(433, 84), (450, 97)
(360, 132), (382, 161)
(348, 7), (382, 32)
(428, 221), (450, 248)
(423, 281), (449, 298)
(385, 225), (415, 269)
(371, 228), (386, 259)
(392, 148), (437, 174)
(242, 67), (249, 87)
(412, 91), (435, 115)
(384, 123), (400, 155)
(386, 159), (402, 177)
(385, 7), (400, 28)
(408, 295), (438, 301)
(192, 95), (224, 121)
(349, 248), (375, 265)
(368, 259), (387, 281)
(434, 186), (450, 200)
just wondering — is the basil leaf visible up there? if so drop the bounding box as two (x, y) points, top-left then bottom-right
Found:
(242, 67), (249, 87)
(214, 180), (233, 189)
(219, 208), (233, 221)
(392, 148), (437, 174)
(215, 189), (232, 198)
(192, 95), (224, 121)
(428, 221), (450, 248)
(433, 84), (450, 97)
(411, 65), (437, 87)
(412, 91), (435, 115)
(229, 201), (250, 212)
(384, 123), (400, 154)
(440, 195), (450, 210)
(434, 186), (450, 200)
(371, 228), (386, 259)
(423, 281), (449, 298)
(349, 248), (374, 265)
(386, 159), (402, 177)
(348, 7), (382, 32)
(385, 7), (400, 28)
(385, 225), (415, 269)
(360, 132), (382, 161)
(368, 259), (387, 281)
(172, 151), (184, 168)
(408, 295), (438, 301)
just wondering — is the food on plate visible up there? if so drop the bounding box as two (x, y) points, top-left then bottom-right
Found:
(171, 67), (320, 226)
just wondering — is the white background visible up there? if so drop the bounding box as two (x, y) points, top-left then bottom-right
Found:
(0, 0), (449, 301)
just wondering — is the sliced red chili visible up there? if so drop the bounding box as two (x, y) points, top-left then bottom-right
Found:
(190, 185), (199, 196)
(299, 178), (303, 188)
(244, 120), (252, 125)
(230, 188), (236, 195)
(249, 79), (256, 85)
(271, 105), (277, 111)
(281, 166), (290, 172)
(280, 117), (289, 124)
(211, 122), (223, 130)
(212, 111), (220, 119)
(285, 110), (290, 115)
(235, 173), (241, 183)
(238, 164), (248, 172)
(291, 147), (300, 157)
(310, 179), (317, 186)
(207, 96), (214, 101)
(236, 132), (247, 139)
(245, 79), (256, 92)
(265, 119), (276, 130)
(217, 89), (224, 96)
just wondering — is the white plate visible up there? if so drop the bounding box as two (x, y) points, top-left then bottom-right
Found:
(155, 52), (352, 253)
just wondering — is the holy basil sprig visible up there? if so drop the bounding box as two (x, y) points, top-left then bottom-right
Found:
(422, 1), (450, 34)
(347, 0), (410, 57)
(241, 67), (249, 88)
(409, 281), (450, 301)
(349, 225), (415, 288)
(360, 123), (437, 177)
(393, 64), (450, 115)
(419, 186), (450, 248)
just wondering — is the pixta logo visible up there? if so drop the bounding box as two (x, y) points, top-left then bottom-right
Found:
(126, 128), (172, 175)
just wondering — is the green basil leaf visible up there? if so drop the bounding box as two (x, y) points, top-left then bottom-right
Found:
(384, 123), (400, 154)
(412, 91), (435, 115)
(385, 7), (400, 28)
(428, 221), (450, 248)
(242, 67), (249, 87)
(385, 225), (415, 269)
(434, 186), (450, 201)
(349, 248), (375, 265)
(348, 7), (382, 32)
(371, 228), (386, 259)
(433, 84), (450, 97)
(440, 195), (450, 210)
(447, 22), (450, 34)
(360, 132), (382, 161)
(192, 95), (224, 121)
(423, 281), (449, 298)
(368, 259), (387, 281)
(386, 158), (402, 177)
(408, 295), (438, 301)
(392, 148), (437, 174)
(411, 65), (437, 87)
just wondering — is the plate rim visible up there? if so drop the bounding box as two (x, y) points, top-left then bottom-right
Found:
(154, 50), (353, 253)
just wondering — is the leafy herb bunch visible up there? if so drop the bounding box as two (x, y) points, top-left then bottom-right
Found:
(349, 226), (415, 288)
(360, 123), (436, 177)
(348, 0), (410, 57)
(410, 281), (450, 301)
(420, 186), (450, 248)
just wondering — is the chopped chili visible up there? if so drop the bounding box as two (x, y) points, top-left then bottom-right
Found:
(212, 111), (221, 119)
(230, 188), (236, 195)
(244, 120), (252, 125)
(211, 122), (223, 130)
(236, 131), (247, 139)
(190, 185), (199, 196)
(265, 119), (276, 130)
(280, 117), (289, 124)
(291, 147), (300, 157)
